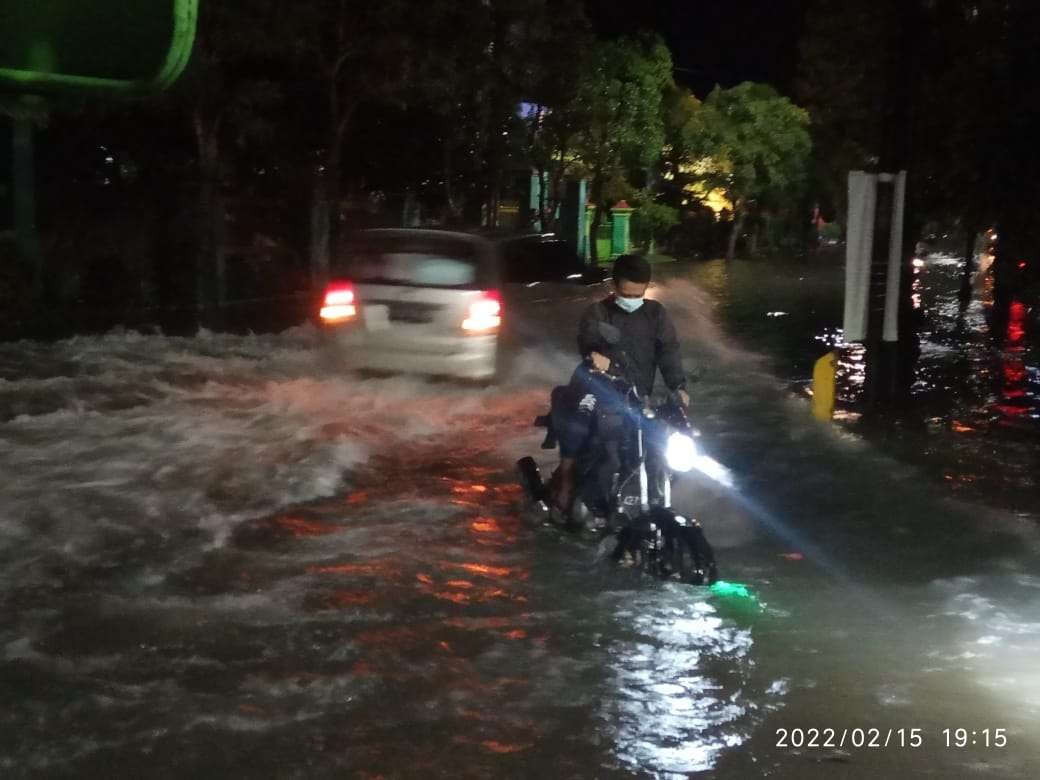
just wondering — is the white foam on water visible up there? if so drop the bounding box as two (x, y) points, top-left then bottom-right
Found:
(0, 328), (540, 582)
(652, 277), (774, 374)
(925, 573), (1040, 725)
(924, 252), (967, 267)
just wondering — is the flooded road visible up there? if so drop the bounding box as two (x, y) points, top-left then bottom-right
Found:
(2, 274), (1039, 778)
(682, 251), (1038, 512)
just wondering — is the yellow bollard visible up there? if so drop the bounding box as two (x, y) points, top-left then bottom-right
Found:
(811, 351), (837, 421)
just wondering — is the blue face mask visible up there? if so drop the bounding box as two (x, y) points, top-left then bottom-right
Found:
(614, 295), (644, 313)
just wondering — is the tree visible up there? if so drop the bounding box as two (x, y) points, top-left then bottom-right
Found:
(797, 0), (1040, 294)
(572, 35), (673, 261)
(513, 9), (594, 229)
(415, 0), (591, 227)
(696, 82), (811, 259)
(912, 1), (1040, 254)
(172, 0), (284, 314)
(658, 85), (705, 212)
(795, 0), (887, 224)
(282, 0), (415, 283)
(630, 191), (678, 253)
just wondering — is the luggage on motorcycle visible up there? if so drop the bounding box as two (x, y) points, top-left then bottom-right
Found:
(516, 456), (548, 504)
(533, 414), (557, 449)
(534, 382), (569, 450)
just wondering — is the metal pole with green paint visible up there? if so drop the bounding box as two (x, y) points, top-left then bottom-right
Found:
(1, 0), (199, 313)
(0, 1), (199, 97)
(610, 201), (634, 258)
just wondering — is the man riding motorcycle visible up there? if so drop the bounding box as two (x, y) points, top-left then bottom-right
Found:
(549, 254), (690, 517)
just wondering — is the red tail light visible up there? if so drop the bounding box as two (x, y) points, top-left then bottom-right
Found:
(320, 282), (357, 323)
(462, 289), (502, 332)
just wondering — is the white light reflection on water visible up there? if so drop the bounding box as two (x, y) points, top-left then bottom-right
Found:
(603, 595), (754, 777)
(814, 326), (868, 390)
(933, 576), (1040, 720)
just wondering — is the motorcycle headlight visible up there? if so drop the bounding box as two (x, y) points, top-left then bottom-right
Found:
(665, 432), (698, 472)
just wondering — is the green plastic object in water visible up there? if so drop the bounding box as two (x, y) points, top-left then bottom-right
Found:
(0, 0), (198, 96)
(709, 580), (757, 602)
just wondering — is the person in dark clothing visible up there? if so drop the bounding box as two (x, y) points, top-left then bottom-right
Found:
(549, 254), (689, 514)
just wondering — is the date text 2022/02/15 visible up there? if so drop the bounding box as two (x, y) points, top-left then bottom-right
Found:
(775, 727), (1009, 749)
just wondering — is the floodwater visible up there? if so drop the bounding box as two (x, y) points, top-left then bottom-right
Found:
(684, 251), (1038, 513)
(2, 271), (1039, 778)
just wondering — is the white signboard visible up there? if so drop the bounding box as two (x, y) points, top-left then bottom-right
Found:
(843, 170), (907, 343)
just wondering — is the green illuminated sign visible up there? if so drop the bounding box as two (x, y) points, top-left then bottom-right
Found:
(0, 0), (198, 96)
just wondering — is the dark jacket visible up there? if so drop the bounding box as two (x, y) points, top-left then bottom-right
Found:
(577, 296), (686, 398)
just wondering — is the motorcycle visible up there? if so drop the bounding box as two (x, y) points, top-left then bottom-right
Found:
(516, 322), (718, 585)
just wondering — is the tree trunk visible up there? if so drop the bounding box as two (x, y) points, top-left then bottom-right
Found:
(726, 207), (746, 260)
(310, 105), (354, 289)
(488, 172), (501, 229)
(484, 141), (502, 229)
(12, 116), (43, 303)
(309, 171), (331, 290)
(535, 164), (547, 231)
(484, 5), (507, 230)
(309, 176), (330, 292)
(442, 135), (458, 223)
(192, 111), (224, 323)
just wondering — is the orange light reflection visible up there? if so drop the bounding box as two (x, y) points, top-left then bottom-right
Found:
(326, 590), (374, 607)
(482, 741), (528, 754)
(273, 514), (340, 538)
(309, 562), (389, 576)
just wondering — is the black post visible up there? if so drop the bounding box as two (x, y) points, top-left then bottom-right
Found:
(892, 1), (927, 404)
(863, 0), (922, 409)
(862, 177), (896, 408)
(957, 233), (975, 310)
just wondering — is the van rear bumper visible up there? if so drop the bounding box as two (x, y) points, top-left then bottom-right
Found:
(322, 326), (498, 380)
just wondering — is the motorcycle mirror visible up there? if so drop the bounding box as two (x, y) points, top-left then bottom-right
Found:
(597, 321), (621, 345)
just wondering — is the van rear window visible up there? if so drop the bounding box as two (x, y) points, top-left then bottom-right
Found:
(339, 235), (490, 288)
(354, 253), (476, 287)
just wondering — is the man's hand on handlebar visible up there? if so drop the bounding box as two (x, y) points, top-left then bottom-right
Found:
(676, 388), (690, 407)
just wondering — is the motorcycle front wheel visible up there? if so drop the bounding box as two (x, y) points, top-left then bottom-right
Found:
(662, 518), (718, 586)
(613, 508), (719, 586)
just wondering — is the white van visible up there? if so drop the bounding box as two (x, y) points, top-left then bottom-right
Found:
(318, 230), (503, 380)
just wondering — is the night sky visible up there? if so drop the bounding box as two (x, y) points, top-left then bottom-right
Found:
(586, 0), (804, 96)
